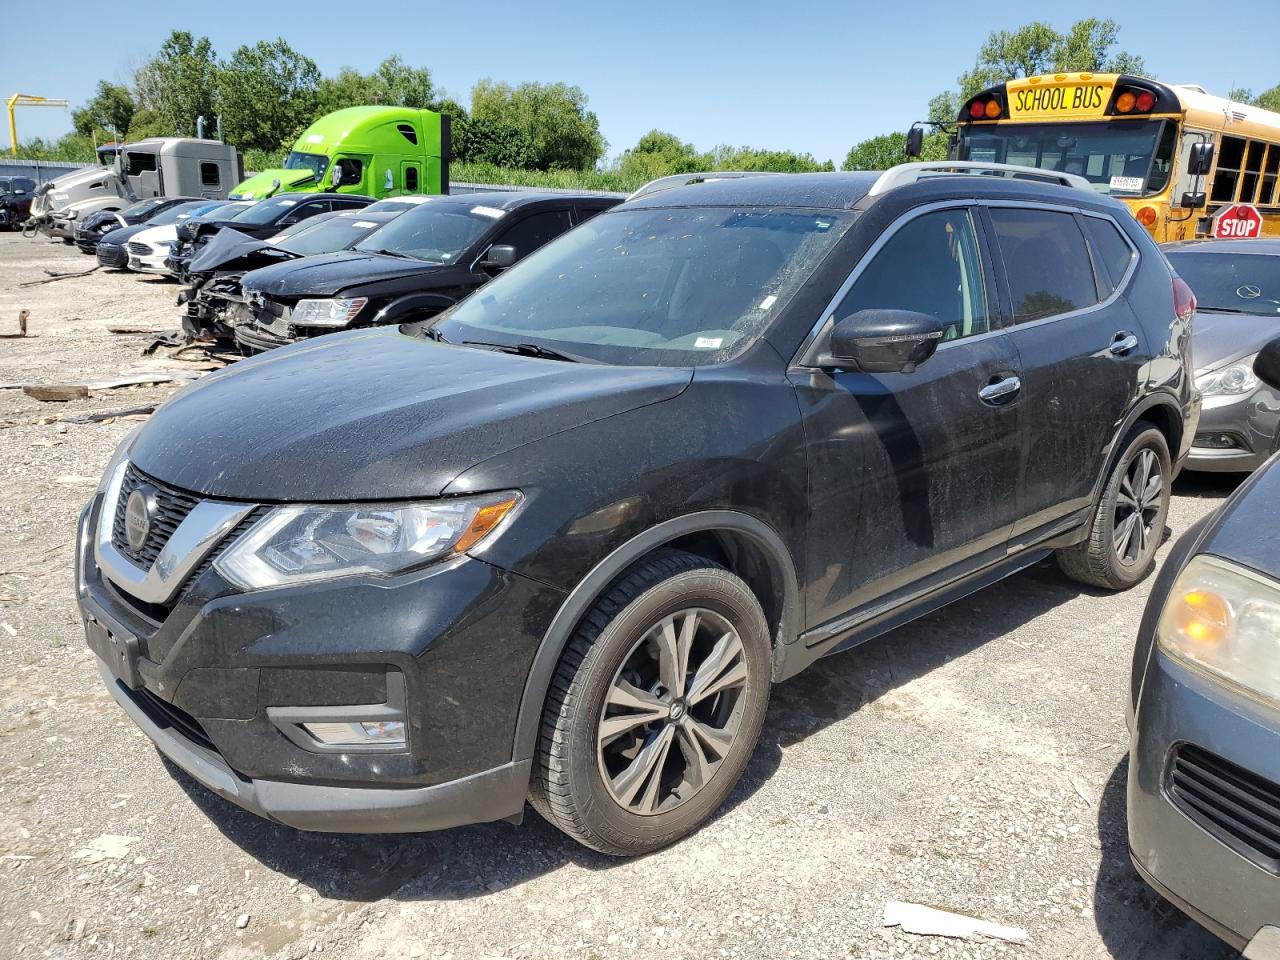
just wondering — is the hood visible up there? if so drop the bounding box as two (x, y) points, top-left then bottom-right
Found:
(98, 223), (150, 246)
(1199, 456), (1280, 576)
(1191, 310), (1280, 372)
(127, 326), (692, 501)
(230, 169), (315, 200)
(187, 228), (298, 277)
(243, 250), (442, 299)
(130, 224), (179, 246)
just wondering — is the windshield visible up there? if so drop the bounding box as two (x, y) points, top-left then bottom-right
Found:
(231, 196), (303, 226)
(365, 196), (432, 214)
(1166, 252), (1280, 316)
(123, 198), (167, 218)
(958, 120), (1177, 197)
(0, 180), (11, 195)
(283, 151), (328, 182)
(150, 201), (216, 226)
(352, 205), (493, 263)
(279, 216), (383, 256)
(435, 206), (850, 367)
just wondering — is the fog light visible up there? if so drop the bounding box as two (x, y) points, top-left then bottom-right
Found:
(301, 720), (406, 746)
(1194, 433), (1239, 450)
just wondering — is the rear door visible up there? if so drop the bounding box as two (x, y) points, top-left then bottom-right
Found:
(794, 204), (1024, 630)
(981, 203), (1147, 546)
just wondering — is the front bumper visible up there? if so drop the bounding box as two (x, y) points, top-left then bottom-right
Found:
(48, 216), (76, 240)
(1184, 390), (1278, 473)
(1129, 646), (1280, 950)
(96, 244), (128, 269)
(77, 484), (562, 833)
(128, 252), (173, 275)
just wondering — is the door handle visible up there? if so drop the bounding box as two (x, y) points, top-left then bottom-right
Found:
(1109, 332), (1139, 356)
(978, 375), (1021, 404)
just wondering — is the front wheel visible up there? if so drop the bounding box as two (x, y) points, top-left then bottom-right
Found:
(530, 550), (771, 856)
(1057, 424), (1171, 590)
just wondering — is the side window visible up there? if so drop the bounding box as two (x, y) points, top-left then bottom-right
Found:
(1262, 145), (1280, 207)
(404, 166), (419, 192)
(1211, 136), (1246, 203)
(574, 204), (608, 226)
(1081, 217), (1135, 296)
(989, 208), (1099, 323)
(493, 209), (573, 258)
(200, 162), (221, 188)
(332, 198), (367, 211)
(1240, 141), (1267, 203)
(834, 208), (989, 342)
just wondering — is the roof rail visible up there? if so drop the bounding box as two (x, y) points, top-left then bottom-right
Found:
(627, 170), (781, 202)
(866, 161), (1092, 197)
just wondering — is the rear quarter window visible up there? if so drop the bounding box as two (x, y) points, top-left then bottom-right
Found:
(1081, 216), (1136, 295)
(989, 207), (1101, 323)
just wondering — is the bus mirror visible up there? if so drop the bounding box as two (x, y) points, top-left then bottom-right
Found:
(1188, 142), (1214, 177)
(1179, 191), (1207, 210)
(905, 127), (924, 159)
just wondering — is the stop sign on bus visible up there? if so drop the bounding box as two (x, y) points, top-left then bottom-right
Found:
(1213, 203), (1264, 240)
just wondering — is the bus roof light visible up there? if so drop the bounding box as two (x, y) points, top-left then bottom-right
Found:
(969, 100), (987, 119)
(1115, 92), (1137, 114)
(984, 99), (1001, 119)
(1135, 91), (1156, 112)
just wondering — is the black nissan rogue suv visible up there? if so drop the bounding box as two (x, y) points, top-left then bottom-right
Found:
(77, 164), (1199, 856)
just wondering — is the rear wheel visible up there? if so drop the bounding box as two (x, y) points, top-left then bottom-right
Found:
(530, 550), (771, 856)
(1057, 424), (1171, 590)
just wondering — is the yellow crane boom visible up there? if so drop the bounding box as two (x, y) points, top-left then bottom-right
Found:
(8, 94), (70, 156)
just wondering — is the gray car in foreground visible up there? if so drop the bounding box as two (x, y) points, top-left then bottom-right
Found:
(1129, 335), (1280, 957)
(1163, 239), (1280, 473)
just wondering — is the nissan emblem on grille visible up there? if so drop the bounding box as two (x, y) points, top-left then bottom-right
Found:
(124, 485), (159, 555)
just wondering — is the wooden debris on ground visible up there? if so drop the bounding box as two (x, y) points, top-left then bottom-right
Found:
(18, 266), (99, 287)
(22, 384), (88, 402)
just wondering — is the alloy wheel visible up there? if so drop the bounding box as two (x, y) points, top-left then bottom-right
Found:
(1113, 448), (1162, 566)
(597, 607), (749, 816)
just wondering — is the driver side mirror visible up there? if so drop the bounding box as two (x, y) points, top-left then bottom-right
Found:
(822, 309), (944, 374)
(905, 127), (924, 159)
(479, 244), (517, 270)
(1179, 191), (1207, 210)
(1188, 142), (1215, 177)
(330, 160), (363, 188)
(1255, 337), (1280, 391)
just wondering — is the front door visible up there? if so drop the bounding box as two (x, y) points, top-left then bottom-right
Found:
(794, 206), (1024, 630)
(981, 204), (1149, 546)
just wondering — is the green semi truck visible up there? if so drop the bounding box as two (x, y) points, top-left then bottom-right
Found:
(230, 106), (450, 200)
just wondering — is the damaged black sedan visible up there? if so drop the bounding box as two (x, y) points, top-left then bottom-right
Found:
(74, 196), (197, 254)
(232, 191), (619, 353)
(180, 210), (402, 342)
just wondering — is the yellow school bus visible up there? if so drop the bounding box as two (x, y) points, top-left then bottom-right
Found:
(950, 73), (1280, 241)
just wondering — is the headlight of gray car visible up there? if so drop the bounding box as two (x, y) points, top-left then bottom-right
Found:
(214, 492), (522, 590)
(1195, 355), (1259, 396)
(1157, 554), (1280, 707)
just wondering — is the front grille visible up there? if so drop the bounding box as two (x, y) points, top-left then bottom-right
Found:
(97, 245), (126, 268)
(127, 241), (151, 257)
(134, 686), (217, 754)
(1168, 743), (1280, 873)
(112, 464), (201, 567)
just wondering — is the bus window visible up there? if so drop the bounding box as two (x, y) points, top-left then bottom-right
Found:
(1211, 136), (1246, 203)
(1147, 123), (1178, 193)
(1262, 145), (1280, 206)
(1241, 141), (1267, 203)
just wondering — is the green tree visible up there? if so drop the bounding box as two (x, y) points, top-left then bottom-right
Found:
(72, 82), (136, 139)
(217, 38), (320, 153)
(468, 80), (605, 170)
(315, 55), (436, 114)
(617, 129), (711, 181)
(842, 131), (947, 171)
(1231, 85), (1280, 113)
(713, 145), (834, 172)
(133, 31), (219, 137)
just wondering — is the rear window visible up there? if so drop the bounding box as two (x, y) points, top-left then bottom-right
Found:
(989, 208), (1100, 322)
(1082, 217), (1135, 295)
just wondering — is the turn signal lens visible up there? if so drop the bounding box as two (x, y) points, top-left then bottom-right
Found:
(1176, 590), (1232, 647)
(969, 100), (986, 119)
(1136, 206), (1158, 227)
(984, 99), (1001, 118)
(1135, 91), (1156, 112)
(1115, 91), (1137, 113)
(452, 496), (521, 554)
(1173, 276), (1196, 321)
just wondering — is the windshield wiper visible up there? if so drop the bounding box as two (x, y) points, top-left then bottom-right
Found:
(364, 248), (416, 260)
(421, 325), (450, 343)
(461, 340), (587, 363)
(1195, 306), (1249, 314)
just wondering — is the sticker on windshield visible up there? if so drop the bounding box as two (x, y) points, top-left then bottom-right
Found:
(279, 199), (297, 206)
(759, 294), (778, 310)
(1109, 175), (1144, 194)
(471, 205), (507, 219)
(352, 220), (377, 228)
(694, 336), (723, 349)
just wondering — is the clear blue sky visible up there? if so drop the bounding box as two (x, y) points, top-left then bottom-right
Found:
(5, 0), (1277, 164)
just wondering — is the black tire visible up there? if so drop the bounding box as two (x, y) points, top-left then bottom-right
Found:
(1056, 423), (1171, 590)
(529, 549), (771, 856)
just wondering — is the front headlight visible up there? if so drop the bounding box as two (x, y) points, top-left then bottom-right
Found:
(291, 297), (369, 328)
(213, 492), (522, 591)
(1157, 555), (1280, 706)
(1195, 355), (1259, 396)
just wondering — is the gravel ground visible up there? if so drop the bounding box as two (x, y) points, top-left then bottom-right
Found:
(0, 232), (1244, 959)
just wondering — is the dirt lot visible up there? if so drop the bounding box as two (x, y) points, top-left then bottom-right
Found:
(0, 232), (1244, 959)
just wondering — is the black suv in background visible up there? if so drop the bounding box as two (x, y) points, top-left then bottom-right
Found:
(77, 164), (1196, 855)
(231, 191), (620, 352)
